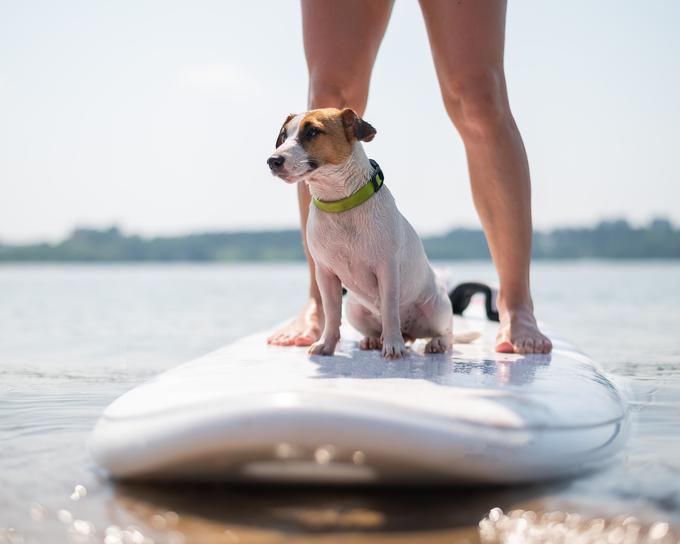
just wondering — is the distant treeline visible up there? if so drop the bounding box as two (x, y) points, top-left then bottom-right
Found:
(1, 218), (678, 262)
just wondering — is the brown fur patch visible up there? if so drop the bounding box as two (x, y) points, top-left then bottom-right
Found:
(341, 108), (377, 143)
(297, 108), (355, 166)
(275, 113), (295, 148)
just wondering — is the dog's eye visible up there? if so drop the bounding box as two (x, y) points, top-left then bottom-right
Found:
(276, 130), (287, 148)
(306, 126), (321, 138)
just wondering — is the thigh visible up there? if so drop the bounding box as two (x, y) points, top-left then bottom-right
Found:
(302, 0), (393, 111)
(403, 288), (453, 339)
(418, 0), (507, 80)
(346, 296), (382, 337)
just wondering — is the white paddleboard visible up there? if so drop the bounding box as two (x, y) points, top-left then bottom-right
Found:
(90, 313), (629, 484)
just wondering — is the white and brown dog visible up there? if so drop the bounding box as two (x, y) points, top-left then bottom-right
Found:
(268, 108), (475, 359)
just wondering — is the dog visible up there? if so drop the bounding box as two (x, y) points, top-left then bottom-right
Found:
(268, 108), (477, 359)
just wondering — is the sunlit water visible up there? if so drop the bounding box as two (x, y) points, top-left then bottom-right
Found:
(1, 261), (679, 543)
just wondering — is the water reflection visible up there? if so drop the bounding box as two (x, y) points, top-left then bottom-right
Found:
(310, 349), (552, 388)
(111, 480), (567, 542)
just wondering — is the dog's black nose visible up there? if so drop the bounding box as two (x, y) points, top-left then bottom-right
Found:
(267, 155), (285, 170)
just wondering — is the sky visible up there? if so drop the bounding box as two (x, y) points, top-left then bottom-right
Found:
(1, 1), (679, 243)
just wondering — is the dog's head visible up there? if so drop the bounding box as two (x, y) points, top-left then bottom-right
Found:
(267, 108), (376, 183)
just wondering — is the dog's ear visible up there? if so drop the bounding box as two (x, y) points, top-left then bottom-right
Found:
(341, 108), (376, 143)
(276, 113), (296, 148)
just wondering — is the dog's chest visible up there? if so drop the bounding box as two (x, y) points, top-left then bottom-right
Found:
(312, 230), (368, 274)
(308, 214), (379, 289)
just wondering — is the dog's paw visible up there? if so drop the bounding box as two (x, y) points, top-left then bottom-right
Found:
(359, 336), (382, 350)
(382, 339), (407, 359)
(425, 335), (452, 354)
(308, 339), (337, 356)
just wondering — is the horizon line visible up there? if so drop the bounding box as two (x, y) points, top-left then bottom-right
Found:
(0, 216), (676, 247)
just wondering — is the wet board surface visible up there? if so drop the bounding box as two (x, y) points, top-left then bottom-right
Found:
(89, 315), (629, 485)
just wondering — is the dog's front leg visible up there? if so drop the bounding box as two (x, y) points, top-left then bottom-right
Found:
(378, 262), (407, 359)
(308, 265), (342, 356)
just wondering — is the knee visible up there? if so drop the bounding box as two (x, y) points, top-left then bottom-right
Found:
(308, 71), (369, 112)
(439, 67), (512, 139)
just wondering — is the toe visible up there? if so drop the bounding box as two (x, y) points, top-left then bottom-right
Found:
(496, 340), (514, 353)
(543, 337), (553, 353)
(535, 338), (547, 354)
(286, 336), (302, 346)
(268, 334), (284, 346)
(278, 334), (294, 346)
(294, 333), (316, 346)
(512, 339), (525, 354)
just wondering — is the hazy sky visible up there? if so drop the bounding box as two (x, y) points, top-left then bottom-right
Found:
(1, 1), (678, 243)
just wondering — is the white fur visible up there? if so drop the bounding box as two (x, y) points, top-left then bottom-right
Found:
(273, 115), (312, 183)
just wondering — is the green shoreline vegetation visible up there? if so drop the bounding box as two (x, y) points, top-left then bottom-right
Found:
(1, 218), (678, 262)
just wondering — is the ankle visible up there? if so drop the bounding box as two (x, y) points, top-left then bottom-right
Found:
(496, 290), (533, 315)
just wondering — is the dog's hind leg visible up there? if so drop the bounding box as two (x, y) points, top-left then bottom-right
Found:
(422, 287), (455, 354)
(346, 296), (382, 350)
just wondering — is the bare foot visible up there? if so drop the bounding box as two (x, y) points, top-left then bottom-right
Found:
(496, 305), (552, 354)
(267, 298), (323, 347)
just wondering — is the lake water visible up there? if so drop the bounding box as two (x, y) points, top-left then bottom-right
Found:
(1, 261), (679, 543)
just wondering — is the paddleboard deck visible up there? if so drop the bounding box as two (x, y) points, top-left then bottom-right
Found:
(90, 310), (629, 484)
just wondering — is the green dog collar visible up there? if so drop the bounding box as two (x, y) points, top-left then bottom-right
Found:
(312, 159), (384, 213)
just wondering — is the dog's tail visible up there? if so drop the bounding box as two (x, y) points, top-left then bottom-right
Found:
(452, 331), (482, 344)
